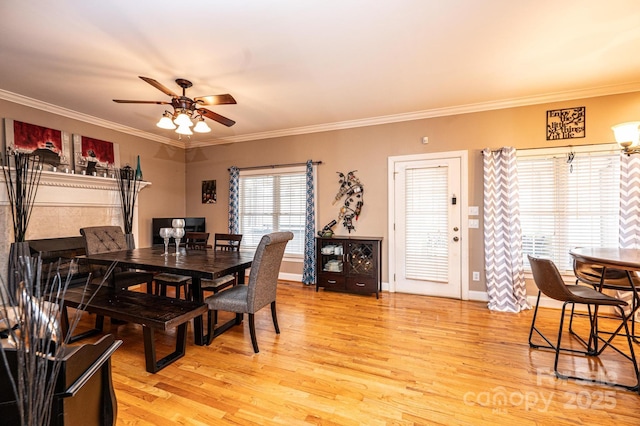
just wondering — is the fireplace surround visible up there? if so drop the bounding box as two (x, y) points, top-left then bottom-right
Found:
(0, 170), (150, 282)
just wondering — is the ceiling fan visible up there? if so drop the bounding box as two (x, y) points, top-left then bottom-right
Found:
(113, 76), (236, 135)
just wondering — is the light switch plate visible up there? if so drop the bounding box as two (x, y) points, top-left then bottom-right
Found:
(469, 219), (479, 228)
(468, 206), (479, 216)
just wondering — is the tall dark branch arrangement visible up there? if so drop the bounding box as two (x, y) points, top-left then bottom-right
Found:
(115, 165), (139, 235)
(0, 257), (116, 426)
(2, 151), (43, 243)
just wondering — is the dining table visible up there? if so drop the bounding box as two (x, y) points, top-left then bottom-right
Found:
(569, 247), (640, 341)
(79, 245), (254, 345)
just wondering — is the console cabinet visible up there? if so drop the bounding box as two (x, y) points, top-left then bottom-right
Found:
(316, 236), (382, 298)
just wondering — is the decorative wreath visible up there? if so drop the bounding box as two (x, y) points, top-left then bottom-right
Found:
(332, 170), (364, 233)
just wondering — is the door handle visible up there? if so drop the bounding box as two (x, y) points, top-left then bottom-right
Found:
(453, 236), (459, 242)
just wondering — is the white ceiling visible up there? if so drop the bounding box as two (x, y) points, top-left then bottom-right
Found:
(1, 0), (640, 147)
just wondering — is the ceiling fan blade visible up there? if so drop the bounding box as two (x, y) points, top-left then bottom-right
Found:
(139, 76), (178, 97)
(113, 99), (171, 104)
(193, 94), (237, 106)
(200, 108), (236, 127)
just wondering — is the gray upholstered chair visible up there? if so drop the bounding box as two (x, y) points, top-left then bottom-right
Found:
(80, 226), (154, 292)
(205, 231), (293, 352)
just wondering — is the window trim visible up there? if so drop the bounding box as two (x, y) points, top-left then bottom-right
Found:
(238, 164), (318, 260)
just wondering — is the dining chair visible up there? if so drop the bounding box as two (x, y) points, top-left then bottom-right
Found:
(205, 231), (293, 352)
(572, 258), (640, 341)
(196, 233), (244, 330)
(200, 233), (243, 293)
(185, 232), (211, 249)
(80, 226), (154, 292)
(214, 233), (243, 251)
(154, 232), (211, 299)
(528, 255), (639, 392)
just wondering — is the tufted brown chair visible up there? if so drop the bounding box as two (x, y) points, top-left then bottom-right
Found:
(80, 226), (154, 292)
(528, 255), (639, 391)
(206, 231), (293, 352)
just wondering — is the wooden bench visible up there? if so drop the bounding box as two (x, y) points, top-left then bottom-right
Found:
(60, 284), (207, 373)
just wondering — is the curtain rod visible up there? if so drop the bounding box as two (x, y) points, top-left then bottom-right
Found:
(229, 161), (323, 171)
(481, 142), (617, 154)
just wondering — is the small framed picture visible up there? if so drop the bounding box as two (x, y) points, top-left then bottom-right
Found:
(202, 180), (217, 204)
(546, 107), (585, 140)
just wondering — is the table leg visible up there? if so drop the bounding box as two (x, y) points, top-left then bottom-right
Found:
(191, 276), (205, 346)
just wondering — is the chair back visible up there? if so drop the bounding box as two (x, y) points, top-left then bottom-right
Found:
(246, 232), (294, 313)
(528, 255), (580, 302)
(214, 233), (242, 252)
(185, 232), (210, 250)
(80, 226), (129, 255)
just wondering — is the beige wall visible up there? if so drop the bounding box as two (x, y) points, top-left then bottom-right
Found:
(0, 99), (187, 247)
(185, 91), (640, 293)
(3, 91), (640, 295)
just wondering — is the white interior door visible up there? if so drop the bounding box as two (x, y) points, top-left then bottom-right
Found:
(391, 154), (464, 298)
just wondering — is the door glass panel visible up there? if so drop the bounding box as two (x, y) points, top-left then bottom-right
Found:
(405, 166), (448, 282)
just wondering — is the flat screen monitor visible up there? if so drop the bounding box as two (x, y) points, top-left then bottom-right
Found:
(151, 217), (206, 245)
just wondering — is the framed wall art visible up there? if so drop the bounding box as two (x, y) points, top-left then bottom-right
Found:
(202, 180), (217, 204)
(546, 106), (585, 140)
(3, 118), (71, 169)
(72, 134), (120, 174)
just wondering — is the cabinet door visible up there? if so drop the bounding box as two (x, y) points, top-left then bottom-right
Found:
(318, 239), (345, 274)
(346, 241), (376, 278)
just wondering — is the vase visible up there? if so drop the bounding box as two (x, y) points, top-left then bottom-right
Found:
(135, 155), (143, 180)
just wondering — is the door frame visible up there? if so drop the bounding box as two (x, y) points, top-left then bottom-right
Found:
(387, 150), (470, 300)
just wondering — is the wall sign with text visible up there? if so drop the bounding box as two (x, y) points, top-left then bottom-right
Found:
(546, 107), (585, 140)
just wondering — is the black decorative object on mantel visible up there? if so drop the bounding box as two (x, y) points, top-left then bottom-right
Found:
(2, 151), (44, 299)
(2, 151), (43, 243)
(115, 165), (139, 239)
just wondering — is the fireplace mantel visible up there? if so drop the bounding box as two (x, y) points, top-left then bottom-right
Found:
(0, 169), (151, 281)
(0, 169), (151, 208)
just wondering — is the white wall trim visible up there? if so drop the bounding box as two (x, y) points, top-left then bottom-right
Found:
(4, 82), (640, 148)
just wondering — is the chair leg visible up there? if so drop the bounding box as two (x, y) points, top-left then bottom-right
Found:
(553, 302), (639, 392)
(249, 313), (259, 353)
(529, 291), (555, 349)
(271, 301), (280, 334)
(553, 303), (568, 378)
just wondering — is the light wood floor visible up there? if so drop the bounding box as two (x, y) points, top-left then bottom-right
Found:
(73, 281), (640, 425)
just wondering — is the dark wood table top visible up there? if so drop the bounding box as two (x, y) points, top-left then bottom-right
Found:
(570, 247), (640, 272)
(78, 245), (254, 281)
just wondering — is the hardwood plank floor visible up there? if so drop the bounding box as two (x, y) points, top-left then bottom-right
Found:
(72, 281), (640, 425)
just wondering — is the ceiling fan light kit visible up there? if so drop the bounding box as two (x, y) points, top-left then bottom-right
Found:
(114, 76), (236, 137)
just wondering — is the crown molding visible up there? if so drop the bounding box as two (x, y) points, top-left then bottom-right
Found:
(0, 89), (185, 148)
(189, 81), (640, 147)
(3, 82), (640, 150)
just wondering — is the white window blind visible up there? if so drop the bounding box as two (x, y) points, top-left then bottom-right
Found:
(517, 147), (620, 273)
(239, 167), (306, 256)
(405, 166), (449, 282)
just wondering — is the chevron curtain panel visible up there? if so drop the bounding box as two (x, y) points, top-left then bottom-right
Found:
(228, 166), (240, 234)
(482, 147), (530, 312)
(618, 153), (640, 321)
(302, 160), (316, 285)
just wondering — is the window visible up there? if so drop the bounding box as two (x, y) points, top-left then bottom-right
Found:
(238, 166), (311, 256)
(517, 145), (620, 274)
